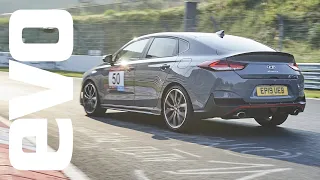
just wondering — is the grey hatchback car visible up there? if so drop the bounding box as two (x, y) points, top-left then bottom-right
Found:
(80, 31), (306, 132)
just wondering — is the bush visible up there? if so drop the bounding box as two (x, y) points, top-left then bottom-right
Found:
(308, 23), (320, 48)
(104, 10), (116, 16)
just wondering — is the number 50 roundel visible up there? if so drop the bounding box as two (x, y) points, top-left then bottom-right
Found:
(109, 71), (124, 91)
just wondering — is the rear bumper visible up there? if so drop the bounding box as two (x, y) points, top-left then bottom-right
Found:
(194, 93), (306, 119)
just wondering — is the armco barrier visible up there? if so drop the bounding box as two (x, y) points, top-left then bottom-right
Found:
(299, 63), (320, 90)
(1, 52), (319, 90)
(0, 52), (102, 72)
(54, 55), (102, 72)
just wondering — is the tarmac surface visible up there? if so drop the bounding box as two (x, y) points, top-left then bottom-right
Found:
(0, 72), (319, 180)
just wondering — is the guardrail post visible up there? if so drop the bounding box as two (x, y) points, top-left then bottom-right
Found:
(184, 0), (199, 32)
(210, 15), (220, 32)
(277, 14), (284, 51)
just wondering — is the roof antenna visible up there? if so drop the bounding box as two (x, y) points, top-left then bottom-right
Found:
(216, 30), (225, 38)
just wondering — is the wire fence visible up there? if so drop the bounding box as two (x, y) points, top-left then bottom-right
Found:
(67, 0), (185, 15)
(0, 18), (185, 56)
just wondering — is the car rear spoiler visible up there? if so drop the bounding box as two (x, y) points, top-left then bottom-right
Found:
(227, 51), (295, 63)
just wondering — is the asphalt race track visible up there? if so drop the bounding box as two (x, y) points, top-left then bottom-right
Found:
(0, 72), (319, 180)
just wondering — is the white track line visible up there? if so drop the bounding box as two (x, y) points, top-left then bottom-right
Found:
(134, 170), (151, 180)
(0, 116), (91, 180)
(173, 148), (201, 158)
(236, 168), (292, 180)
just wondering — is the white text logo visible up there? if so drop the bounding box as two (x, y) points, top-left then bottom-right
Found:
(9, 10), (74, 171)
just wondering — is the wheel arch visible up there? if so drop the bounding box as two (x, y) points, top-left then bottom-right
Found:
(83, 78), (94, 86)
(82, 76), (100, 90)
(160, 82), (194, 112)
(81, 78), (96, 94)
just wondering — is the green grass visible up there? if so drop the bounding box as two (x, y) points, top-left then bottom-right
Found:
(0, 67), (83, 78)
(305, 90), (320, 98)
(0, 67), (9, 72)
(49, 70), (84, 78)
(283, 42), (320, 63)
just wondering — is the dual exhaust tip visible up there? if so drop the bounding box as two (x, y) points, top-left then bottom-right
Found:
(234, 108), (301, 119)
(235, 112), (246, 119)
(292, 109), (301, 116)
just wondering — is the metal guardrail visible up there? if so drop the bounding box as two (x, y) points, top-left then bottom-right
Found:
(299, 63), (320, 90)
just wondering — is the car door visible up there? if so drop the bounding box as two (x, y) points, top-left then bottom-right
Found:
(134, 37), (178, 108)
(102, 38), (150, 106)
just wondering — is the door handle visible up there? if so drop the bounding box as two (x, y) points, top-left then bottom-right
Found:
(160, 64), (170, 71)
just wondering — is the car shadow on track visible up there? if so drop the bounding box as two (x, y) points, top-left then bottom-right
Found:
(88, 111), (320, 167)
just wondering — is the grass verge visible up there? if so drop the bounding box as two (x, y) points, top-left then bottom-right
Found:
(305, 90), (320, 99)
(0, 67), (9, 72)
(1, 67), (319, 98)
(49, 70), (84, 78)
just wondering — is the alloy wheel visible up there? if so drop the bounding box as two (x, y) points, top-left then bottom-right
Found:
(83, 83), (98, 114)
(164, 89), (187, 129)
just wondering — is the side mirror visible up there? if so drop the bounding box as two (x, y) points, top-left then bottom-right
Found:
(102, 54), (113, 63)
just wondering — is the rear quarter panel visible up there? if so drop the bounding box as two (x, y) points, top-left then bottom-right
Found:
(157, 38), (229, 111)
(159, 55), (219, 111)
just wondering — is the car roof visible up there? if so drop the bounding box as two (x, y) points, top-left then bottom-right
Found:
(136, 32), (216, 39)
(133, 32), (275, 54)
(136, 32), (253, 42)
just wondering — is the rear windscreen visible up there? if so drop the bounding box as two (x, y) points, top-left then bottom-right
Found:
(197, 35), (275, 53)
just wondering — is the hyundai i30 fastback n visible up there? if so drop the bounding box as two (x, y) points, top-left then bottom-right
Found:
(80, 31), (306, 132)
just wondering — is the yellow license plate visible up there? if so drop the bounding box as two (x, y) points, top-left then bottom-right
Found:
(256, 86), (288, 96)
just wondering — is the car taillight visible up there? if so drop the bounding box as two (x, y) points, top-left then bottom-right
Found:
(198, 60), (246, 71)
(288, 62), (300, 71)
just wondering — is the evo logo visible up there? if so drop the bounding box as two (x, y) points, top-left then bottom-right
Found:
(8, 10), (74, 170)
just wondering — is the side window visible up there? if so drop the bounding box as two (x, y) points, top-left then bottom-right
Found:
(116, 39), (149, 62)
(146, 38), (177, 59)
(179, 39), (189, 54)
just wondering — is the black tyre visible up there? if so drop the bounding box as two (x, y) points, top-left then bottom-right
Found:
(162, 85), (195, 132)
(254, 113), (288, 127)
(82, 81), (106, 116)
